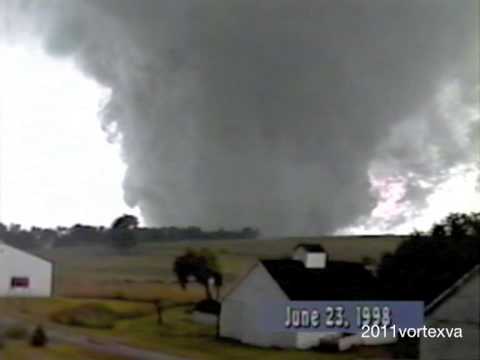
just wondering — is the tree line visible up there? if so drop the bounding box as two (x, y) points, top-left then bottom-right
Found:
(0, 215), (260, 250)
(169, 212), (480, 311)
(377, 212), (480, 303)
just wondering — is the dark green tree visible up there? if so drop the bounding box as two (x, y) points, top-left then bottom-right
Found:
(378, 212), (479, 303)
(111, 214), (139, 251)
(173, 249), (223, 300)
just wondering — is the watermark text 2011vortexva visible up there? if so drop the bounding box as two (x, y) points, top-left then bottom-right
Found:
(361, 324), (463, 339)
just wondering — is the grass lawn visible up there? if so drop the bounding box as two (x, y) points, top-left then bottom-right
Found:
(2, 236), (404, 359)
(0, 298), (393, 360)
(0, 340), (120, 360)
(105, 305), (392, 360)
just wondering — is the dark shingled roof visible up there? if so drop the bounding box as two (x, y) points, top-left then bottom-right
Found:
(261, 259), (379, 300)
(294, 243), (326, 253)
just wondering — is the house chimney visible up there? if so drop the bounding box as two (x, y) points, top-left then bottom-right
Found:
(292, 244), (327, 268)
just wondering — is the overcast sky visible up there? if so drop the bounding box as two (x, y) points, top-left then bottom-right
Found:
(0, 0), (478, 234)
(0, 45), (141, 228)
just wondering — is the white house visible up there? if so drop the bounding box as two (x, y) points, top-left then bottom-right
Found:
(219, 244), (380, 350)
(0, 241), (53, 297)
(421, 265), (479, 360)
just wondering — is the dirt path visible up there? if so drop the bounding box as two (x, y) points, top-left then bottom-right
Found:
(0, 317), (190, 360)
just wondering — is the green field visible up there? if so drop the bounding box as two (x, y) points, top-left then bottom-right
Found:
(35, 235), (405, 301)
(1, 236), (406, 359)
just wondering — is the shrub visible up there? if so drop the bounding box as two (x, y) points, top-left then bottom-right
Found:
(30, 325), (48, 347)
(4, 325), (28, 339)
(193, 299), (221, 315)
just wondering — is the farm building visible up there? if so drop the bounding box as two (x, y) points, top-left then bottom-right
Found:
(420, 265), (479, 360)
(219, 244), (381, 350)
(0, 240), (53, 297)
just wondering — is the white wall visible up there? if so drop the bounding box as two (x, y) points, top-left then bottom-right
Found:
(304, 253), (326, 268)
(292, 248), (327, 268)
(0, 243), (53, 297)
(221, 261), (354, 350)
(220, 263), (297, 348)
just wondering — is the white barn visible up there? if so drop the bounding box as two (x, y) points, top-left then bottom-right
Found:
(0, 241), (53, 297)
(220, 244), (380, 350)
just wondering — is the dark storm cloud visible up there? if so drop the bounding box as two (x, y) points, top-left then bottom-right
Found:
(1, 0), (478, 234)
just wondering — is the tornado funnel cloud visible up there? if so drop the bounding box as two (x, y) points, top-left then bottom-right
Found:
(1, 0), (478, 234)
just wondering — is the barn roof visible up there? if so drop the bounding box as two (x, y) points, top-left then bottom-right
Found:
(294, 243), (325, 253)
(425, 264), (479, 316)
(0, 241), (54, 265)
(260, 259), (378, 300)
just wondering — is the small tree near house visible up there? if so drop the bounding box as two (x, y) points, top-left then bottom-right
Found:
(173, 248), (223, 300)
(153, 299), (164, 325)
